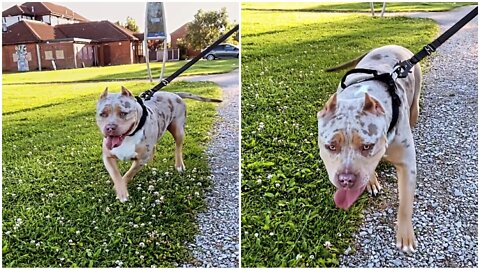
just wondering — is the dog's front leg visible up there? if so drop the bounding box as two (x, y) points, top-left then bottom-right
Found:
(386, 134), (417, 253)
(103, 155), (129, 202)
(394, 159), (417, 252)
(123, 159), (144, 183)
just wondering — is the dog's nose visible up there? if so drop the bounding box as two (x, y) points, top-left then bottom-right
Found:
(105, 124), (117, 134)
(338, 173), (356, 188)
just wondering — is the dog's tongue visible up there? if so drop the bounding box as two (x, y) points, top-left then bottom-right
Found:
(334, 186), (365, 210)
(105, 136), (124, 150)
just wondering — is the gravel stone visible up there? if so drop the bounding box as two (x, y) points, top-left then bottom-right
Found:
(341, 6), (478, 267)
(180, 69), (239, 267)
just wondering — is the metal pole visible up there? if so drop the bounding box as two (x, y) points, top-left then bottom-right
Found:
(144, 3), (153, 82)
(381, 2), (386, 18)
(159, 2), (168, 82)
(370, 2), (375, 17)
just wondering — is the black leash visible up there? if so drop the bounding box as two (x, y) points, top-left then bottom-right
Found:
(394, 6), (478, 78)
(140, 24), (239, 101)
(340, 69), (400, 134)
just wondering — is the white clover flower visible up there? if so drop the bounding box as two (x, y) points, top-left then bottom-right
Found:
(309, 255), (315, 259)
(267, 174), (273, 179)
(139, 242), (145, 248)
(323, 241), (332, 249)
(254, 233), (259, 237)
(269, 232), (274, 236)
(148, 185), (155, 191)
(296, 254), (303, 260)
(76, 230), (80, 235)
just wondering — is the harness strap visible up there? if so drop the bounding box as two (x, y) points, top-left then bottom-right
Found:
(129, 96), (148, 137)
(340, 69), (401, 134)
(394, 6), (478, 78)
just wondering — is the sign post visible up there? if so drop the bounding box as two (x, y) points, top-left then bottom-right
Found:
(145, 2), (168, 83)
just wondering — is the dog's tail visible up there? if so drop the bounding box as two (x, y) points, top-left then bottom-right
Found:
(175, 92), (222, 103)
(325, 52), (368, 72)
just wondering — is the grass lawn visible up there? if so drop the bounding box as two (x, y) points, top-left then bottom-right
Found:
(241, 9), (438, 267)
(242, 2), (475, 12)
(2, 58), (238, 84)
(2, 77), (221, 266)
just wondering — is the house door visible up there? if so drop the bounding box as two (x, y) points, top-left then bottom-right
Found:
(103, 45), (111, 65)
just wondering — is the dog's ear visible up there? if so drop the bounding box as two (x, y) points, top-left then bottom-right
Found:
(121, 86), (133, 97)
(100, 87), (108, 99)
(317, 93), (337, 119)
(363, 93), (384, 115)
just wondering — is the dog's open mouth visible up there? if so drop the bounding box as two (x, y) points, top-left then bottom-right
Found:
(334, 186), (366, 210)
(105, 135), (125, 150)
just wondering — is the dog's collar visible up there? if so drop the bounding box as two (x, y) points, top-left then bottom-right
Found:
(129, 96), (148, 137)
(340, 68), (401, 135)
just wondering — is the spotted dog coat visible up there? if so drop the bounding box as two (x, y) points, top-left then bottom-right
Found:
(96, 86), (221, 202)
(317, 45), (422, 253)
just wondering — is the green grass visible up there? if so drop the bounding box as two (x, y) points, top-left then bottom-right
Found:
(241, 10), (438, 267)
(2, 58), (238, 84)
(242, 2), (477, 12)
(242, 2), (475, 12)
(2, 78), (221, 266)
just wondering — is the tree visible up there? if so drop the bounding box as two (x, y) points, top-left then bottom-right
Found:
(185, 8), (232, 51)
(115, 16), (139, 32)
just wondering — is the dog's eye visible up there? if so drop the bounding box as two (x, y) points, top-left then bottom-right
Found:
(362, 144), (374, 151)
(325, 144), (338, 152)
(99, 112), (108, 118)
(119, 112), (129, 118)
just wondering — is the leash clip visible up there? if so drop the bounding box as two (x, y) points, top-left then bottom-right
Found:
(392, 60), (414, 79)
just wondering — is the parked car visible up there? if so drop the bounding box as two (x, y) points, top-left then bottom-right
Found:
(203, 43), (239, 60)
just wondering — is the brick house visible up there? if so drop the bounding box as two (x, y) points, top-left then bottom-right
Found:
(2, 2), (88, 28)
(2, 2), (144, 72)
(170, 22), (200, 59)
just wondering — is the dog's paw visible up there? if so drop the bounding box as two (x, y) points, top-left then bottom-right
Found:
(175, 163), (185, 173)
(115, 186), (129, 203)
(366, 173), (382, 196)
(396, 221), (417, 253)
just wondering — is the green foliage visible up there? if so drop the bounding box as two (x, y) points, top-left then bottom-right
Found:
(185, 8), (232, 50)
(115, 16), (140, 32)
(241, 10), (438, 267)
(2, 75), (221, 266)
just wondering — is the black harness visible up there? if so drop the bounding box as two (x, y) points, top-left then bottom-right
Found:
(129, 96), (148, 137)
(340, 68), (401, 134)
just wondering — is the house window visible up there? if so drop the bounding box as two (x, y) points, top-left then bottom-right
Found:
(45, 50), (54, 60)
(56, 50), (64, 59)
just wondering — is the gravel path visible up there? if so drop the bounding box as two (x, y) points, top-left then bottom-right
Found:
(341, 6), (478, 267)
(181, 69), (240, 267)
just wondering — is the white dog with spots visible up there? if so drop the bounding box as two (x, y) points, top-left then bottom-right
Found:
(317, 45), (422, 253)
(96, 86), (221, 202)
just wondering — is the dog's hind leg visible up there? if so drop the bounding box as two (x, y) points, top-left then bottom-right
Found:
(167, 118), (186, 172)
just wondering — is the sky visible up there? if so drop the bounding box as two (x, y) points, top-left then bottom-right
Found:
(2, 1), (240, 37)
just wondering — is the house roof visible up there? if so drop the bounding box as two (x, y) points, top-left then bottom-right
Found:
(56, 21), (138, 42)
(2, 2), (89, 22)
(2, 19), (64, 44)
(2, 20), (139, 45)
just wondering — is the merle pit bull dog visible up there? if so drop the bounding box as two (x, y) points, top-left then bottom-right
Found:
(96, 86), (221, 202)
(317, 45), (422, 253)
